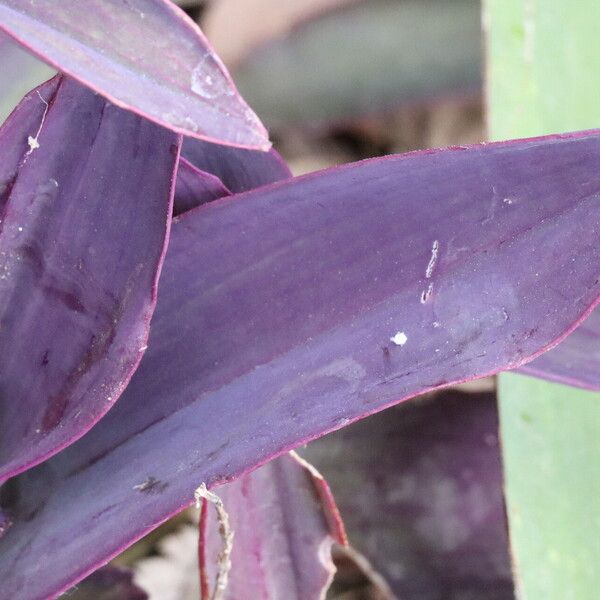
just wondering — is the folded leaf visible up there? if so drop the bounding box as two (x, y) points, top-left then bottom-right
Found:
(174, 158), (230, 216)
(3, 131), (600, 599)
(0, 76), (179, 484)
(302, 389), (515, 600)
(231, 0), (481, 129)
(65, 567), (148, 600)
(0, 0), (269, 149)
(200, 452), (346, 600)
(0, 32), (54, 126)
(182, 137), (291, 193)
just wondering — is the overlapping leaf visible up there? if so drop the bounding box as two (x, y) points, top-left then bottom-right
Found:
(66, 567), (148, 600)
(200, 452), (346, 600)
(518, 309), (600, 389)
(182, 137), (291, 193)
(2, 131), (600, 599)
(0, 76), (179, 484)
(174, 158), (230, 216)
(0, 0), (268, 148)
(303, 389), (514, 600)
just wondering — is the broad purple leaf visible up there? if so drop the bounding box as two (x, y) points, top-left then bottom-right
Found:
(182, 137), (291, 193)
(199, 452), (346, 600)
(0, 0), (269, 149)
(302, 389), (514, 600)
(517, 308), (600, 390)
(66, 567), (148, 600)
(2, 131), (600, 599)
(174, 157), (230, 216)
(0, 75), (179, 484)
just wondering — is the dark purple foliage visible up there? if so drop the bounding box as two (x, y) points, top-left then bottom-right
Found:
(200, 452), (346, 600)
(182, 136), (291, 193)
(1, 129), (600, 598)
(0, 0), (268, 148)
(519, 307), (600, 390)
(303, 388), (514, 600)
(174, 157), (230, 215)
(66, 567), (148, 600)
(0, 75), (179, 485)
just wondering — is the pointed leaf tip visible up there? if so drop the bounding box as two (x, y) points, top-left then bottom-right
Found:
(0, 0), (270, 149)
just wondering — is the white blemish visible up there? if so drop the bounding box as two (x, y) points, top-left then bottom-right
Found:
(190, 54), (235, 100)
(27, 136), (40, 152)
(17, 226), (23, 232)
(503, 198), (514, 205)
(425, 240), (440, 279)
(433, 321), (441, 328)
(139, 344), (148, 352)
(26, 90), (50, 156)
(390, 331), (408, 346)
(420, 282), (434, 304)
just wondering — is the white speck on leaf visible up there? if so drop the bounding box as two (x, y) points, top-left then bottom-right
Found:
(26, 90), (49, 156)
(390, 332), (408, 346)
(425, 240), (439, 278)
(420, 282), (434, 304)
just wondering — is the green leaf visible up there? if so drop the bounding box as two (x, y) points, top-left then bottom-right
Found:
(234, 0), (481, 129)
(487, 0), (600, 598)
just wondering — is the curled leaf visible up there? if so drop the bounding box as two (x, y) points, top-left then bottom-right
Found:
(199, 452), (346, 600)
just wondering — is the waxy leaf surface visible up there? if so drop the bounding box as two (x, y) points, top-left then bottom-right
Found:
(0, 0), (268, 149)
(0, 76), (179, 484)
(303, 389), (514, 600)
(2, 131), (600, 599)
(182, 137), (291, 193)
(200, 452), (346, 600)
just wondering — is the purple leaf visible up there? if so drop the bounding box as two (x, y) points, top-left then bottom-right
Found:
(199, 452), (346, 600)
(517, 308), (600, 390)
(302, 389), (514, 600)
(174, 158), (230, 216)
(0, 0), (269, 149)
(182, 137), (291, 193)
(66, 567), (148, 600)
(0, 75), (179, 484)
(2, 131), (600, 599)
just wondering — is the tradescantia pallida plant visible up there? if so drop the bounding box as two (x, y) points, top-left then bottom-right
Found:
(1, 1), (600, 598)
